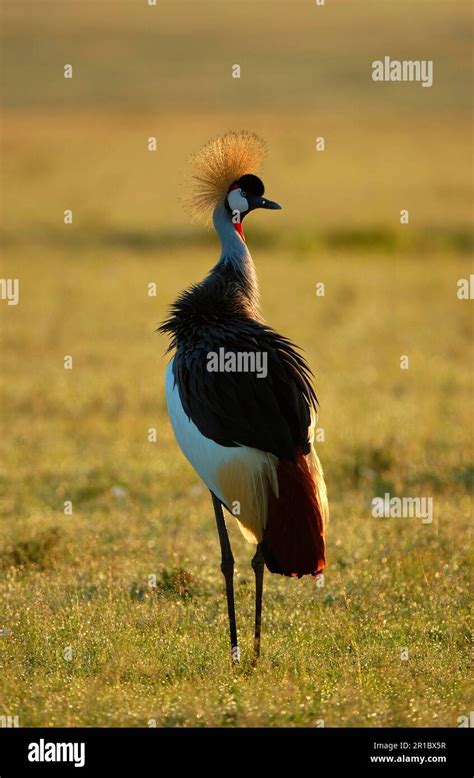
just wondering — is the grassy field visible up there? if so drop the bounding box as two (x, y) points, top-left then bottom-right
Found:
(0, 1), (472, 727)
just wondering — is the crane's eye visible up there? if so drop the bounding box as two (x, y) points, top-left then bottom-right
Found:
(240, 190), (246, 197)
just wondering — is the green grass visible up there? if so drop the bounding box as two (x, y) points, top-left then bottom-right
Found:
(0, 0), (472, 728)
(0, 245), (472, 727)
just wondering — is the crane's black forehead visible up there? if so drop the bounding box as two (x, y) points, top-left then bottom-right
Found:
(234, 174), (265, 196)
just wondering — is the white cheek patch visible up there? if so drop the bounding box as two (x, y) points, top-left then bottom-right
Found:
(227, 188), (249, 215)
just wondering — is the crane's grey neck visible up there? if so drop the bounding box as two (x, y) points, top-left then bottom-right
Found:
(211, 202), (260, 312)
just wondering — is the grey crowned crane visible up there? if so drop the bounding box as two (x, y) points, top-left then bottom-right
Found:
(160, 131), (328, 663)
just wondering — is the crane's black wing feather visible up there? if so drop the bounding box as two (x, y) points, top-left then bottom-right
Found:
(171, 320), (317, 461)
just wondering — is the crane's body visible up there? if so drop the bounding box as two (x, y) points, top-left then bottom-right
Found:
(160, 132), (328, 662)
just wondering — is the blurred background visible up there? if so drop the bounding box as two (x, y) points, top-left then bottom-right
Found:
(0, 1), (472, 727)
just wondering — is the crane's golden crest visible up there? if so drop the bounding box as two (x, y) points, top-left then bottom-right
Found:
(185, 131), (267, 222)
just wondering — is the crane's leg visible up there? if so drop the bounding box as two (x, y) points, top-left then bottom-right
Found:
(251, 543), (265, 662)
(211, 492), (239, 664)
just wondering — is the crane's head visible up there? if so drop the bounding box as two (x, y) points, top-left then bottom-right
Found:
(226, 174), (281, 222)
(185, 131), (282, 228)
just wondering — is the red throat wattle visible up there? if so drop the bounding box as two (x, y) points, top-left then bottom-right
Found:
(234, 221), (245, 241)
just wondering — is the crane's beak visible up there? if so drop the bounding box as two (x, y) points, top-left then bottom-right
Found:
(256, 196), (282, 210)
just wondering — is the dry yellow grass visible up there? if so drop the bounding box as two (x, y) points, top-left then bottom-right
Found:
(0, 0), (472, 727)
(0, 241), (472, 726)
